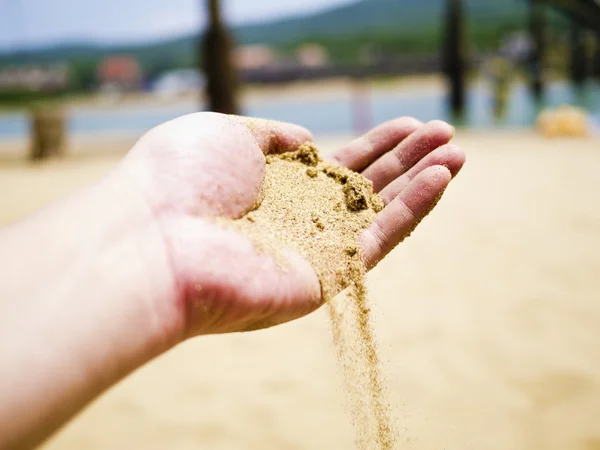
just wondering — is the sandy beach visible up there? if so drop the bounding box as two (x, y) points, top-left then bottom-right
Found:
(1, 130), (600, 450)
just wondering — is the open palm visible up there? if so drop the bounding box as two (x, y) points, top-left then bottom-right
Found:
(118, 113), (465, 336)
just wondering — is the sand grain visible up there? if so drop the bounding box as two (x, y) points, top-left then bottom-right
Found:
(229, 143), (395, 449)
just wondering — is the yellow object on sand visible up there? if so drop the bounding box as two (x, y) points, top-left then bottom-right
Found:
(536, 105), (589, 138)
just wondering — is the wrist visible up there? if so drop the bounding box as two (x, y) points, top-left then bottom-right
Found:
(98, 169), (187, 358)
(0, 171), (187, 449)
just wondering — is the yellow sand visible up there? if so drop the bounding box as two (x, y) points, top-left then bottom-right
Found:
(1, 131), (600, 450)
(229, 142), (383, 301)
(226, 143), (394, 449)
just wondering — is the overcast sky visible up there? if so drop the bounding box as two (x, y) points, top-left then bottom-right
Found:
(0, 0), (356, 50)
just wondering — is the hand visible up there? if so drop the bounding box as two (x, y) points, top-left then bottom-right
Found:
(0, 113), (464, 450)
(331, 117), (465, 268)
(116, 113), (465, 337)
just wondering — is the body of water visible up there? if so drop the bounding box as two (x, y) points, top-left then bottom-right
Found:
(1, 81), (599, 139)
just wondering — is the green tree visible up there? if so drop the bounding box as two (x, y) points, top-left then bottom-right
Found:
(69, 59), (98, 92)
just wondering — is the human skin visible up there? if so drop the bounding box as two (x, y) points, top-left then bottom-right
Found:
(0, 113), (464, 449)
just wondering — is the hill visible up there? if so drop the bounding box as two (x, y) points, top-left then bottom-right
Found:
(0, 0), (530, 87)
(237, 0), (526, 44)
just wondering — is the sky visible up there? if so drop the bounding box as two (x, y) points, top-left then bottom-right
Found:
(0, 0), (357, 50)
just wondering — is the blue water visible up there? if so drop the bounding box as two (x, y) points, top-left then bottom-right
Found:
(2, 81), (600, 139)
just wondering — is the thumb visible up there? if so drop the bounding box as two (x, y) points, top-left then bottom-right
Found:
(238, 116), (314, 155)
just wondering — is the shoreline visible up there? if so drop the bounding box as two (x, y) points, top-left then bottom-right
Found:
(0, 74), (447, 115)
(1, 73), (591, 116)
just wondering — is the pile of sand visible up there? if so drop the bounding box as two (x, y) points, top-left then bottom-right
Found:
(226, 143), (396, 450)
(536, 105), (589, 138)
(231, 143), (383, 300)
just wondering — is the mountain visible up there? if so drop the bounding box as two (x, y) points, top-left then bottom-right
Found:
(237, 0), (525, 44)
(0, 0), (529, 82)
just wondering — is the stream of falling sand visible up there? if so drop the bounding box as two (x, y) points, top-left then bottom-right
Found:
(327, 266), (396, 450)
(228, 141), (397, 449)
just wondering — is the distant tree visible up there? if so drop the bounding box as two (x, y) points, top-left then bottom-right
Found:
(201, 0), (239, 114)
(442, 0), (467, 116)
(69, 59), (98, 92)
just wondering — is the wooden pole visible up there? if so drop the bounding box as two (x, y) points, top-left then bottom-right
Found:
(593, 36), (600, 79)
(529, 0), (545, 101)
(442, 0), (467, 116)
(542, 0), (600, 32)
(29, 107), (66, 161)
(570, 23), (587, 89)
(201, 0), (239, 114)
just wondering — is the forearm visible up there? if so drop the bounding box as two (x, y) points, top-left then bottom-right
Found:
(0, 172), (183, 449)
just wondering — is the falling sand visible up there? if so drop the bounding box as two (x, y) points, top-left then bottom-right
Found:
(227, 143), (396, 449)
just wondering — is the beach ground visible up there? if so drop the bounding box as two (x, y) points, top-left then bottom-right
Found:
(1, 130), (600, 450)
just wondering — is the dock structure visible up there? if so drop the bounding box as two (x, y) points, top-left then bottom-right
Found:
(424, 0), (600, 112)
(528, 0), (600, 97)
(544, 0), (600, 31)
(197, 0), (600, 115)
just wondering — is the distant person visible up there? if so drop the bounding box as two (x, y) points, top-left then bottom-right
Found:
(0, 113), (465, 449)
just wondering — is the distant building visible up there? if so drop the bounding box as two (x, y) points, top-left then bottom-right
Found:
(152, 69), (205, 98)
(0, 65), (68, 92)
(97, 55), (141, 92)
(232, 45), (276, 70)
(296, 44), (329, 67)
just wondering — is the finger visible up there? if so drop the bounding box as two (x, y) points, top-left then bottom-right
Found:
(379, 144), (465, 205)
(360, 165), (452, 269)
(362, 120), (454, 193)
(239, 116), (313, 155)
(330, 117), (423, 172)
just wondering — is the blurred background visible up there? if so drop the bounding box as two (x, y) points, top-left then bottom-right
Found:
(2, 1), (600, 450)
(2, 0), (600, 149)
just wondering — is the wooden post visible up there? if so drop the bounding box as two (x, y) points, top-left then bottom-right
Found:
(529, 0), (545, 101)
(570, 23), (587, 88)
(442, 0), (467, 117)
(29, 108), (66, 161)
(593, 36), (600, 79)
(201, 0), (239, 114)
